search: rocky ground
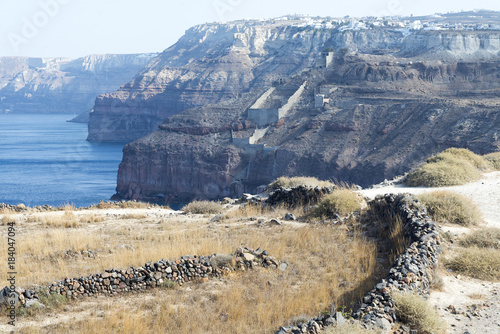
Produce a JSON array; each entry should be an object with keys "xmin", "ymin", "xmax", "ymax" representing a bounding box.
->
[{"xmin": 360, "ymin": 171, "xmax": 500, "ymax": 334}]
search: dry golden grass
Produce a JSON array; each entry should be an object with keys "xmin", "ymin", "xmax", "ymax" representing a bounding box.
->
[
  {"xmin": 25, "ymin": 211, "xmax": 81, "ymax": 228},
  {"xmin": 2, "ymin": 204, "xmax": 382, "ymax": 334},
  {"xmin": 15, "ymin": 225, "xmax": 377, "ymax": 334},
  {"xmin": 460, "ymin": 227, "xmax": 500, "ymax": 249},
  {"xmin": 485, "ymin": 152, "xmax": 500, "ymax": 170},
  {"xmin": 446, "ymin": 247, "xmax": 500, "ymax": 281},
  {"xmin": 406, "ymin": 148, "xmax": 488, "ymax": 187},
  {"xmin": 225, "ymin": 202, "xmax": 306, "ymax": 221},
  {"xmin": 310, "ymin": 189, "xmax": 363, "ymax": 218},
  {"xmin": 91, "ymin": 200, "xmax": 158, "ymax": 210},
  {"xmin": 181, "ymin": 201, "xmax": 224, "ymax": 214},
  {"xmin": 268, "ymin": 176, "xmax": 334, "ymax": 190},
  {"xmin": 435, "ymin": 148, "xmax": 490, "ymax": 170},
  {"xmin": 418, "ymin": 191, "xmax": 483, "ymax": 226},
  {"xmin": 393, "ymin": 292, "xmax": 447, "ymax": 334},
  {"xmin": 119, "ymin": 213, "xmax": 148, "ymax": 220}
]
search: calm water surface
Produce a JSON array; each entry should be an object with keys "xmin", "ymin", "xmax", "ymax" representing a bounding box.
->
[{"xmin": 0, "ymin": 114, "xmax": 124, "ymax": 207}]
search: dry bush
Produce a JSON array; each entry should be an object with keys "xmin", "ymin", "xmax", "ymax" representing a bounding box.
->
[
  {"xmin": 27, "ymin": 212, "xmax": 81, "ymax": 228},
  {"xmin": 118, "ymin": 201, "xmax": 150, "ymax": 209},
  {"xmin": 182, "ymin": 201, "xmax": 224, "ymax": 214},
  {"xmin": 310, "ymin": 189, "xmax": 362, "ymax": 218},
  {"xmin": 1, "ymin": 215, "xmax": 16, "ymax": 225},
  {"xmin": 446, "ymin": 247, "xmax": 500, "ymax": 281},
  {"xmin": 78, "ymin": 214, "xmax": 105, "ymax": 224},
  {"xmin": 226, "ymin": 203, "xmax": 305, "ymax": 221},
  {"xmin": 406, "ymin": 148, "xmax": 487, "ymax": 187},
  {"xmin": 268, "ymin": 176, "xmax": 334, "ymax": 190},
  {"xmin": 418, "ymin": 191, "xmax": 483, "ymax": 226},
  {"xmin": 120, "ymin": 213, "xmax": 148, "ymax": 220},
  {"xmin": 460, "ymin": 227, "xmax": 500, "ymax": 249},
  {"xmin": 430, "ymin": 272, "xmax": 445, "ymax": 291},
  {"xmin": 94, "ymin": 201, "xmax": 117, "ymax": 209},
  {"xmin": 434, "ymin": 148, "xmax": 490, "ymax": 170},
  {"xmin": 393, "ymin": 292, "xmax": 447, "ymax": 334},
  {"xmin": 62, "ymin": 204, "xmax": 76, "ymax": 211},
  {"xmin": 485, "ymin": 152, "xmax": 500, "ymax": 170}
]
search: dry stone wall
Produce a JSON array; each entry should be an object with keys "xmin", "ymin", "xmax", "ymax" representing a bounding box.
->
[
  {"xmin": 275, "ymin": 193, "xmax": 442, "ymax": 334},
  {"xmin": 5, "ymin": 247, "xmax": 278, "ymax": 309}
]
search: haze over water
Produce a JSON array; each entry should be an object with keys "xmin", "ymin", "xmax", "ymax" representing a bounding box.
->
[{"xmin": 0, "ymin": 114, "xmax": 124, "ymax": 207}]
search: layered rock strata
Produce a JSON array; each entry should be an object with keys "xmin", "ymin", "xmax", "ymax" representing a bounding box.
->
[{"xmin": 115, "ymin": 55, "xmax": 500, "ymax": 202}]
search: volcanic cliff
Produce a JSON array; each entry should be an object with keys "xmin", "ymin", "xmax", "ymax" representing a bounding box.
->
[
  {"xmin": 107, "ymin": 13, "xmax": 500, "ymax": 202},
  {"xmin": 88, "ymin": 20, "xmax": 405, "ymax": 142}
]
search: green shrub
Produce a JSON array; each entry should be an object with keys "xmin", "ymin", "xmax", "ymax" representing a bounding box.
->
[
  {"xmin": 485, "ymin": 152, "xmax": 500, "ymax": 170},
  {"xmin": 161, "ymin": 280, "xmax": 176, "ymax": 289},
  {"xmin": 446, "ymin": 247, "xmax": 500, "ymax": 281},
  {"xmin": 460, "ymin": 227, "xmax": 500, "ymax": 249},
  {"xmin": 311, "ymin": 189, "xmax": 362, "ymax": 218},
  {"xmin": 418, "ymin": 191, "xmax": 483, "ymax": 226},
  {"xmin": 181, "ymin": 200, "xmax": 224, "ymax": 214},
  {"xmin": 18, "ymin": 288, "xmax": 69, "ymax": 317},
  {"xmin": 393, "ymin": 292, "xmax": 447, "ymax": 334},
  {"xmin": 406, "ymin": 148, "xmax": 488, "ymax": 187},
  {"xmin": 37, "ymin": 289, "xmax": 69, "ymax": 310},
  {"xmin": 268, "ymin": 176, "xmax": 334, "ymax": 190}
]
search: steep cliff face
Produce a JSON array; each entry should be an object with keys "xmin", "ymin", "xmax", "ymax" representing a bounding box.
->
[
  {"xmin": 402, "ymin": 31, "xmax": 500, "ymax": 58},
  {"xmin": 88, "ymin": 21, "xmax": 406, "ymax": 142},
  {"xmin": 0, "ymin": 54, "xmax": 156, "ymax": 115},
  {"xmin": 115, "ymin": 56, "xmax": 500, "ymax": 202},
  {"xmin": 89, "ymin": 17, "xmax": 500, "ymax": 143}
]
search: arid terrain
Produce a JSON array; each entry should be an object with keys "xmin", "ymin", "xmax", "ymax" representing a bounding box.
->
[{"xmin": 361, "ymin": 171, "xmax": 500, "ymax": 334}]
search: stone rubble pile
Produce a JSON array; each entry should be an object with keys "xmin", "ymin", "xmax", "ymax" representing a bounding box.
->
[
  {"xmin": 275, "ymin": 193, "xmax": 441, "ymax": 334},
  {"xmin": 8, "ymin": 247, "xmax": 278, "ymax": 308},
  {"xmin": 266, "ymin": 186, "xmax": 336, "ymax": 207}
]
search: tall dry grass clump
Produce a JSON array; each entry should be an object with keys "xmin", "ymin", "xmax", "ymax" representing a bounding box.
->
[
  {"xmin": 268, "ymin": 176, "xmax": 334, "ymax": 190},
  {"xmin": 181, "ymin": 201, "xmax": 224, "ymax": 214},
  {"xmin": 26, "ymin": 211, "xmax": 81, "ymax": 228},
  {"xmin": 460, "ymin": 227, "xmax": 500, "ymax": 249},
  {"xmin": 446, "ymin": 247, "xmax": 500, "ymax": 281},
  {"xmin": 485, "ymin": 152, "xmax": 500, "ymax": 170},
  {"xmin": 310, "ymin": 188, "xmax": 363, "ymax": 218},
  {"xmin": 418, "ymin": 191, "xmax": 483, "ymax": 226},
  {"xmin": 406, "ymin": 148, "xmax": 488, "ymax": 187},
  {"xmin": 393, "ymin": 292, "xmax": 447, "ymax": 334}
]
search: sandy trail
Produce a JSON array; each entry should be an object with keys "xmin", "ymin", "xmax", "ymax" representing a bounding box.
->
[{"xmin": 360, "ymin": 171, "xmax": 500, "ymax": 229}]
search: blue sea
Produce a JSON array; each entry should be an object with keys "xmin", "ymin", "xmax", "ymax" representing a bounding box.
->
[{"xmin": 0, "ymin": 114, "xmax": 125, "ymax": 207}]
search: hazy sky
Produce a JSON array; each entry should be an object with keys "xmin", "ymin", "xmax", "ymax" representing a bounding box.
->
[{"xmin": 1, "ymin": 0, "xmax": 500, "ymax": 58}]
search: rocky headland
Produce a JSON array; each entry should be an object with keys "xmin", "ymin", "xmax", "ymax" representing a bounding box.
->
[{"xmin": 0, "ymin": 53, "xmax": 157, "ymax": 117}]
